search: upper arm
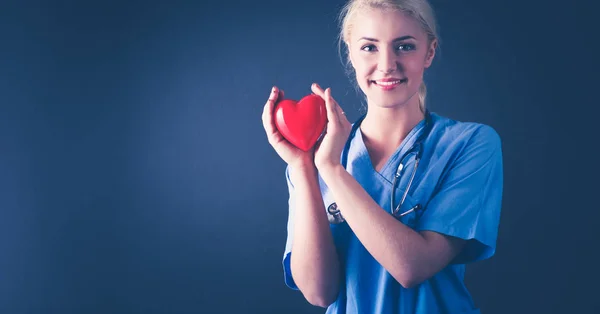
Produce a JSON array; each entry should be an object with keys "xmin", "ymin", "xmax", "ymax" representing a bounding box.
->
[
  {"xmin": 418, "ymin": 230, "xmax": 467, "ymax": 276},
  {"xmin": 282, "ymin": 166, "xmax": 299, "ymax": 290},
  {"xmin": 415, "ymin": 124, "xmax": 504, "ymax": 265}
]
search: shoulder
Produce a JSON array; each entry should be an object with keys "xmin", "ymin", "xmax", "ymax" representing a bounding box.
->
[
  {"xmin": 430, "ymin": 112, "xmax": 502, "ymax": 156},
  {"xmin": 426, "ymin": 113, "xmax": 503, "ymax": 174}
]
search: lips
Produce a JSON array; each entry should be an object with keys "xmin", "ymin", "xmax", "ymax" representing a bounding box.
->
[{"xmin": 371, "ymin": 78, "xmax": 408, "ymax": 85}]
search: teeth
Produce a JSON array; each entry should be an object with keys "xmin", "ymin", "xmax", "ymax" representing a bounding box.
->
[{"xmin": 376, "ymin": 80, "xmax": 402, "ymax": 86}]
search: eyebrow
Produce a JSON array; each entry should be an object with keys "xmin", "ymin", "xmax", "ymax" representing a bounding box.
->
[{"xmin": 358, "ymin": 35, "xmax": 416, "ymax": 42}]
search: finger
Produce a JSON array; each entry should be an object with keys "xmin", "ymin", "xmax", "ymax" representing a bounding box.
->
[
  {"xmin": 312, "ymin": 83, "xmax": 338, "ymax": 122},
  {"xmin": 314, "ymin": 125, "xmax": 326, "ymax": 151},
  {"xmin": 326, "ymin": 88, "xmax": 345, "ymax": 119},
  {"xmin": 324, "ymin": 88, "xmax": 339, "ymax": 125},
  {"xmin": 333, "ymin": 99, "xmax": 347, "ymax": 122},
  {"xmin": 261, "ymin": 86, "xmax": 277, "ymax": 129},
  {"xmin": 313, "ymin": 83, "xmax": 344, "ymax": 119},
  {"xmin": 327, "ymin": 93, "xmax": 350, "ymax": 129},
  {"xmin": 311, "ymin": 83, "xmax": 325, "ymax": 98},
  {"xmin": 262, "ymin": 86, "xmax": 281, "ymax": 136}
]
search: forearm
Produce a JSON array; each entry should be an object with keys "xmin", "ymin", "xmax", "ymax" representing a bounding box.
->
[
  {"xmin": 319, "ymin": 165, "xmax": 432, "ymax": 288},
  {"xmin": 289, "ymin": 164, "xmax": 340, "ymax": 307}
]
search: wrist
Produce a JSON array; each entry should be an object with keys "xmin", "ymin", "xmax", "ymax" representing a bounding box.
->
[
  {"xmin": 289, "ymin": 158, "xmax": 315, "ymax": 172},
  {"xmin": 289, "ymin": 161, "xmax": 317, "ymax": 181},
  {"xmin": 318, "ymin": 163, "xmax": 345, "ymax": 183}
]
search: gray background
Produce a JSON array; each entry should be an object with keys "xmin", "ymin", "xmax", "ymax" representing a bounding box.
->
[{"xmin": 1, "ymin": 0, "xmax": 598, "ymax": 313}]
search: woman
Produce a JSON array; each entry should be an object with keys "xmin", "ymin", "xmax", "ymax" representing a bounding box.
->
[{"xmin": 261, "ymin": 0, "xmax": 503, "ymax": 313}]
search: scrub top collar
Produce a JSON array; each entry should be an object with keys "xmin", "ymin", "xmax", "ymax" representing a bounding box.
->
[{"xmin": 346, "ymin": 112, "xmax": 430, "ymax": 184}]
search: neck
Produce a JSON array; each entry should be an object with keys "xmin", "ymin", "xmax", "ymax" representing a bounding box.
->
[{"xmin": 360, "ymin": 101, "xmax": 425, "ymax": 151}]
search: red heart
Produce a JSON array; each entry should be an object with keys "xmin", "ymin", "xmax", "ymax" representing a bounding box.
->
[{"xmin": 274, "ymin": 94, "xmax": 327, "ymax": 151}]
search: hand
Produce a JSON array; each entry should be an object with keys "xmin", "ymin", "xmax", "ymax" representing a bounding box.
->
[
  {"xmin": 311, "ymin": 83, "xmax": 352, "ymax": 173},
  {"xmin": 262, "ymin": 86, "xmax": 315, "ymax": 168}
]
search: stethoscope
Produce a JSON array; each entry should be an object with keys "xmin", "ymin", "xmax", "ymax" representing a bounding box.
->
[{"xmin": 327, "ymin": 109, "xmax": 434, "ymax": 225}]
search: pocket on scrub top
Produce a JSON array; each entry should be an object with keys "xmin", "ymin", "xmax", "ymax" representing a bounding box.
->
[{"xmin": 392, "ymin": 192, "xmax": 423, "ymax": 228}]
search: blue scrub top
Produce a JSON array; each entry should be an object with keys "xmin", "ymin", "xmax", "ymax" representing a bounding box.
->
[{"xmin": 282, "ymin": 112, "xmax": 503, "ymax": 314}]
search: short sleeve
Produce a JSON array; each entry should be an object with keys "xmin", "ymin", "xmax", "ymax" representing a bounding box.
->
[
  {"xmin": 282, "ymin": 165, "xmax": 299, "ymax": 290},
  {"xmin": 415, "ymin": 125, "xmax": 503, "ymax": 264}
]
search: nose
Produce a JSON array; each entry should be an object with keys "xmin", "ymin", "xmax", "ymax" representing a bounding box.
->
[{"xmin": 377, "ymin": 48, "xmax": 399, "ymax": 74}]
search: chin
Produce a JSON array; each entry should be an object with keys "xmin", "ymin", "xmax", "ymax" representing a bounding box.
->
[
  {"xmin": 367, "ymin": 97, "xmax": 404, "ymax": 109},
  {"xmin": 374, "ymin": 89, "xmax": 421, "ymax": 109},
  {"xmin": 369, "ymin": 92, "xmax": 409, "ymax": 108}
]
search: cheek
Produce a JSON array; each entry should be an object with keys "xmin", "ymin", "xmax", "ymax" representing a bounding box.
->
[
  {"xmin": 353, "ymin": 65, "xmax": 374, "ymax": 89},
  {"xmin": 402, "ymin": 58, "xmax": 426, "ymax": 76},
  {"xmin": 354, "ymin": 59, "xmax": 373, "ymax": 77}
]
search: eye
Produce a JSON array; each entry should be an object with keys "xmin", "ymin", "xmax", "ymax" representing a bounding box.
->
[
  {"xmin": 360, "ymin": 43, "xmax": 416, "ymax": 53},
  {"xmin": 361, "ymin": 44, "xmax": 377, "ymax": 52},
  {"xmin": 397, "ymin": 43, "xmax": 416, "ymax": 52}
]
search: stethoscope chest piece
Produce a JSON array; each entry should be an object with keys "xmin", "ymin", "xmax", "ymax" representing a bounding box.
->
[{"xmin": 327, "ymin": 202, "xmax": 345, "ymax": 224}]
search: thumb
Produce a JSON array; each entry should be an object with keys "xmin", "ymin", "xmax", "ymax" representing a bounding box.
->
[{"xmin": 314, "ymin": 126, "xmax": 327, "ymax": 151}]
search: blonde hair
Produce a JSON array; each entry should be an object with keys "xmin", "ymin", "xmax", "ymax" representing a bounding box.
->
[{"xmin": 336, "ymin": 0, "xmax": 439, "ymax": 113}]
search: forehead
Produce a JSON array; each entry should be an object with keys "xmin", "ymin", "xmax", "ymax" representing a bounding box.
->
[{"xmin": 350, "ymin": 8, "xmax": 424, "ymax": 42}]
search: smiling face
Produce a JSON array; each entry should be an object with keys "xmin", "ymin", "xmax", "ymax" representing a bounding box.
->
[{"xmin": 347, "ymin": 7, "xmax": 436, "ymax": 110}]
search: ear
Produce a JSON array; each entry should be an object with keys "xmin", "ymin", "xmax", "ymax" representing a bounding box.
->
[{"xmin": 424, "ymin": 38, "xmax": 437, "ymax": 68}]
